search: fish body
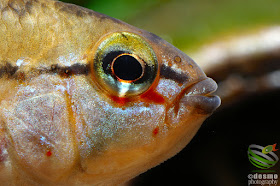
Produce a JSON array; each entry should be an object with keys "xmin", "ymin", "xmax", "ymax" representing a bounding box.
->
[
  {"xmin": 0, "ymin": 0, "xmax": 220, "ymax": 185},
  {"xmin": 262, "ymin": 144, "xmax": 278, "ymax": 154}
]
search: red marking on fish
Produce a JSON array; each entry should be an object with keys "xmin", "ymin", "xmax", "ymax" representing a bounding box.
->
[
  {"xmin": 46, "ymin": 150, "xmax": 52, "ymax": 157},
  {"xmin": 110, "ymin": 96, "xmax": 131, "ymax": 106},
  {"xmin": 153, "ymin": 127, "xmax": 159, "ymax": 136},
  {"xmin": 140, "ymin": 89, "xmax": 165, "ymax": 104}
]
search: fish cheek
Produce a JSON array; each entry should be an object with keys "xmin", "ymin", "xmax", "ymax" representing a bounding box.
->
[
  {"xmin": 69, "ymin": 78, "xmax": 169, "ymax": 176},
  {"xmin": 74, "ymin": 105, "xmax": 168, "ymax": 184}
]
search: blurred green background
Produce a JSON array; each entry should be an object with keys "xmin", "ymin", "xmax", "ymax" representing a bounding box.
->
[{"xmin": 62, "ymin": 0, "xmax": 280, "ymax": 51}]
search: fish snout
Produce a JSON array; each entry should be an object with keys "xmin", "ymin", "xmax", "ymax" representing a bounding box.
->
[{"xmin": 179, "ymin": 78, "xmax": 221, "ymax": 115}]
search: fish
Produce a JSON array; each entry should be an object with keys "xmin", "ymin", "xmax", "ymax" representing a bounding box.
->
[
  {"xmin": 262, "ymin": 144, "xmax": 278, "ymax": 154},
  {"xmin": 0, "ymin": 0, "xmax": 220, "ymax": 185}
]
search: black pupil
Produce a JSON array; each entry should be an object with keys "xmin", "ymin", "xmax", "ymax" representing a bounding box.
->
[{"xmin": 112, "ymin": 55, "xmax": 143, "ymax": 81}]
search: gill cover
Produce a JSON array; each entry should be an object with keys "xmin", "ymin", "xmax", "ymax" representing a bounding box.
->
[{"xmin": 91, "ymin": 32, "xmax": 158, "ymax": 97}]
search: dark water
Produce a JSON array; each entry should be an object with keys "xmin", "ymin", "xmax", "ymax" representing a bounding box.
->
[{"xmin": 133, "ymin": 90, "xmax": 280, "ymax": 186}]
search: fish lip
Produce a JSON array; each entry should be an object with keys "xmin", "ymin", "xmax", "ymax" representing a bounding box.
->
[
  {"xmin": 183, "ymin": 77, "xmax": 218, "ymax": 97},
  {"xmin": 177, "ymin": 78, "xmax": 221, "ymax": 114}
]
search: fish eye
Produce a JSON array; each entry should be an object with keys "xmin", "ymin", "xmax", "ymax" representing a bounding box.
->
[{"xmin": 92, "ymin": 32, "xmax": 158, "ymax": 97}]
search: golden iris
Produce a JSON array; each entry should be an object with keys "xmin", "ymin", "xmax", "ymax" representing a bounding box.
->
[{"xmin": 92, "ymin": 32, "xmax": 158, "ymax": 97}]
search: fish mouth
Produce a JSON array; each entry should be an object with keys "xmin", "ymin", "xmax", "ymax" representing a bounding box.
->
[{"xmin": 176, "ymin": 78, "xmax": 221, "ymax": 114}]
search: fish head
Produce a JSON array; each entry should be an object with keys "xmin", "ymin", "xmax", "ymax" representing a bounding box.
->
[
  {"xmin": 74, "ymin": 29, "xmax": 221, "ymax": 183},
  {"xmin": 0, "ymin": 7, "xmax": 220, "ymax": 183}
]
